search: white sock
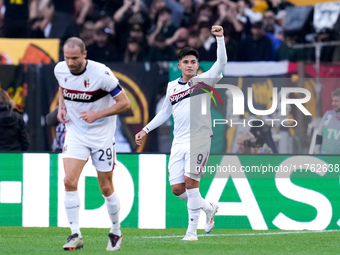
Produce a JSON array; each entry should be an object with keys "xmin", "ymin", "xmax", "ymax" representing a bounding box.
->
[
  {"xmin": 177, "ymin": 191, "xmax": 188, "ymax": 202},
  {"xmin": 201, "ymin": 196, "xmax": 212, "ymax": 213},
  {"xmin": 177, "ymin": 191, "xmax": 211, "ymax": 214},
  {"xmin": 186, "ymin": 188, "xmax": 201, "ymax": 236},
  {"xmin": 104, "ymin": 191, "xmax": 121, "ymax": 236},
  {"xmin": 64, "ymin": 190, "xmax": 81, "ymax": 237}
]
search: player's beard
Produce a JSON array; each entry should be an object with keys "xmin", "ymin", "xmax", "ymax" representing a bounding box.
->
[{"xmin": 69, "ymin": 61, "xmax": 86, "ymax": 75}]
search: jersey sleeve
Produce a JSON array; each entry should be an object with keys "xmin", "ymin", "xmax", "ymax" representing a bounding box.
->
[
  {"xmin": 101, "ymin": 66, "xmax": 120, "ymax": 92},
  {"xmin": 199, "ymin": 36, "xmax": 228, "ymax": 82},
  {"xmin": 143, "ymin": 83, "xmax": 172, "ymax": 133},
  {"xmin": 160, "ymin": 84, "xmax": 172, "ymax": 115},
  {"xmin": 54, "ymin": 62, "xmax": 63, "ymax": 85}
]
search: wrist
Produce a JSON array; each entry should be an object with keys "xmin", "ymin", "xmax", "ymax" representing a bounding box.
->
[{"xmin": 143, "ymin": 126, "xmax": 150, "ymax": 134}]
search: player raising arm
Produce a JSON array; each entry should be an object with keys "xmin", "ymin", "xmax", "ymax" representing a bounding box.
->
[{"xmin": 136, "ymin": 26, "xmax": 227, "ymax": 241}]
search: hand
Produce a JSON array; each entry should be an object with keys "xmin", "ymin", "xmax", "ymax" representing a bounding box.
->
[
  {"xmin": 124, "ymin": 0, "xmax": 134, "ymax": 7},
  {"xmin": 217, "ymin": 3, "xmax": 228, "ymax": 18},
  {"xmin": 57, "ymin": 108, "xmax": 69, "ymax": 124},
  {"xmin": 211, "ymin": 25, "xmax": 224, "ymax": 37},
  {"xmin": 135, "ymin": 130, "xmax": 147, "ymax": 146},
  {"xmin": 156, "ymin": 17, "xmax": 165, "ymax": 29},
  {"xmin": 79, "ymin": 110, "xmax": 99, "ymax": 123}
]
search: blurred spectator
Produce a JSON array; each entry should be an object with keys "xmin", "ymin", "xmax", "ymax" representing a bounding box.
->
[
  {"xmin": 238, "ymin": 21, "xmax": 273, "ymax": 61},
  {"xmin": 263, "ymin": 9, "xmax": 282, "ymax": 59},
  {"xmin": 28, "ymin": 0, "xmax": 79, "ymax": 59},
  {"xmin": 46, "ymin": 106, "xmax": 65, "ymax": 152},
  {"xmin": 236, "ymin": 0, "xmax": 263, "ymax": 37},
  {"xmin": 214, "ymin": 1, "xmax": 243, "ymax": 39},
  {"xmin": 165, "ymin": 27, "xmax": 189, "ymax": 54},
  {"xmin": 195, "ymin": 3, "xmax": 213, "ymax": 27},
  {"xmin": 73, "ymin": 0, "xmax": 93, "ymax": 25},
  {"xmin": 186, "ymin": 29, "xmax": 210, "ymax": 60},
  {"xmin": 179, "ymin": 0, "xmax": 196, "ymax": 28},
  {"xmin": 115, "ymin": 116, "xmax": 137, "ymax": 153},
  {"xmin": 92, "ymin": 0, "xmax": 123, "ymax": 18},
  {"xmin": 113, "ymin": 0, "xmax": 140, "ymax": 24},
  {"xmin": 147, "ymin": 34, "xmax": 177, "ymax": 61},
  {"xmin": 209, "ymin": 30, "xmax": 240, "ymax": 61},
  {"xmin": 265, "ymin": 0, "xmax": 293, "ymax": 15},
  {"xmin": 148, "ymin": 0, "xmax": 183, "ymax": 27},
  {"xmin": 147, "ymin": 6, "xmax": 176, "ymax": 46},
  {"xmin": 276, "ymin": 34, "xmax": 305, "ymax": 61},
  {"xmin": 333, "ymin": 43, "xmax": 340, "ymax": 63},
  {"xmin": 263, "ymin": 9, "xmax": 282, "ymax": 36},
  {"xmin": 0, "ymin": 89, "xmax": 29, "ymax": 152},
  {"xmin": 188, "ymin": 30, "xmax": 202, "ymax": 48},
  {"xmin": 275, "ymin": 9, "xmax": 285, "ymax": 41},
  {"xmin": 198, "ymin": 21, "xmax": 216, "ymax": 61},
  {"xmin": 114, "ymin": 0, "xmax": 150, "ymax": 52},
  {"xmin": 129, "ymin": 23, "xmax": 145, "ymax": 42},
  {"xmin": 123, "ymin": 36, "xmax": 148, "ymax": 62},
  {"xmin": 250, "ymin": 121, "xmax": 277, "ymax": 153},
  {"xmin": 237, "ymin": 0, "xmax": 262, "ymax": 24},
  {"xmin": 306, "ymin": 29, "xmax": 338, "ymax": 63},
  {"xmin": 1, "ymin": 0, "xmax": 38, "ymax": 38},
  {"xmin": 79, "ymin": 20, "xmax": 95, "ymax": 46},
  {"xmin": 149, "ymin": 0, "xmax": 166, "ymax": 23},
  {"xmin": 86, "ymin": 19, "xmax": 120, "ymax": 62},
  {"xmin": 236, "ymin": 132, "xmax": 261, "ymax": 154},
  {"xmin": 54, "ymin": 0, "xmax": 94, "ymax": 25},
  {"xmin": 314, "ymin": 88, "xmax": 340, "ymax": 154},
  {"xmin": 163, "ymin": 0, "xmax": 184, "ymax": 27}
]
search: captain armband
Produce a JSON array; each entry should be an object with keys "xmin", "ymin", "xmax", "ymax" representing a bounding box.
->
[{"xmin": 110, "ymin": 84, "xmax": 123, "ymax": 98}]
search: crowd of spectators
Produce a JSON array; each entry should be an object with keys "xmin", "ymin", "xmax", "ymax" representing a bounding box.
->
[{"xmin": 0, "ymin": 0, "xmax": 339, "ymax": 63}]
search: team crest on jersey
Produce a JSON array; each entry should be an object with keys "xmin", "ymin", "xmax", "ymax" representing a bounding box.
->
[{"xmin": 84, "ymin": 78, "xmax": 90, "ymax": 88}]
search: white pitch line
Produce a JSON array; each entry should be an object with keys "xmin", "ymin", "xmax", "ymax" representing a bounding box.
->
[{"xmin": 134, "ymin": 229, "xmax": 340, "ymax": 239}]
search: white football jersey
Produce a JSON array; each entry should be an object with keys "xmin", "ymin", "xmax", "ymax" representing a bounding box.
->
[
  {"xmin": 144, "ymin": 36, "xmax": 227, "ymax": 144},
  {"xmin": 161, "ymin": 70, "xmax": 223, "ymax": 143},
  {"xmin": 54, "ymin": 60, "xmax": 121, "ymax": 145}
]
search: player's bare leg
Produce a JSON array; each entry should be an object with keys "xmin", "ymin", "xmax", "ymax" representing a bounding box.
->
[
  {"xmin": 171, "ymin": 183, "xmax": 187, "ymax": 201},
  {"xmin": 97, "ymin": 170, "xmax": 123, "ymax": 251},
  {"xmin": 63, "ymin": 158, "xmax": 87, "ymax": 250}
]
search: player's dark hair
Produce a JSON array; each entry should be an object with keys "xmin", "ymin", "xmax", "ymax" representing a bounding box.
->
[
  {"xmin": 332, "ymin": 88, "xmax": 340, "ymax": 98},
  {"xmin": 177, "ymin": 47, "xmax": 199, "ymax": 61}
]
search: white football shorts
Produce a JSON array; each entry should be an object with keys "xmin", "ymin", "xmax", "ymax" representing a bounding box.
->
[
  {"xmin": 62, "ymin": 136, "xmax": 116, "ymax": 172},
  {"xmin": 168, "ymin": 137, "xmax": 211, "ymax": 185}
]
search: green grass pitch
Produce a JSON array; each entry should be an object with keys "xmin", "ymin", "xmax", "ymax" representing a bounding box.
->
[{"xmin": 1, "ymin": 227, "xmax": 340, "ymax": 254}]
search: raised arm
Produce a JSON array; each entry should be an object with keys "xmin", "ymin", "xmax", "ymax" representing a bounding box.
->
[{"xmin": 201, "ymin": 26, "xmax": 228, "ymax": 79}]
